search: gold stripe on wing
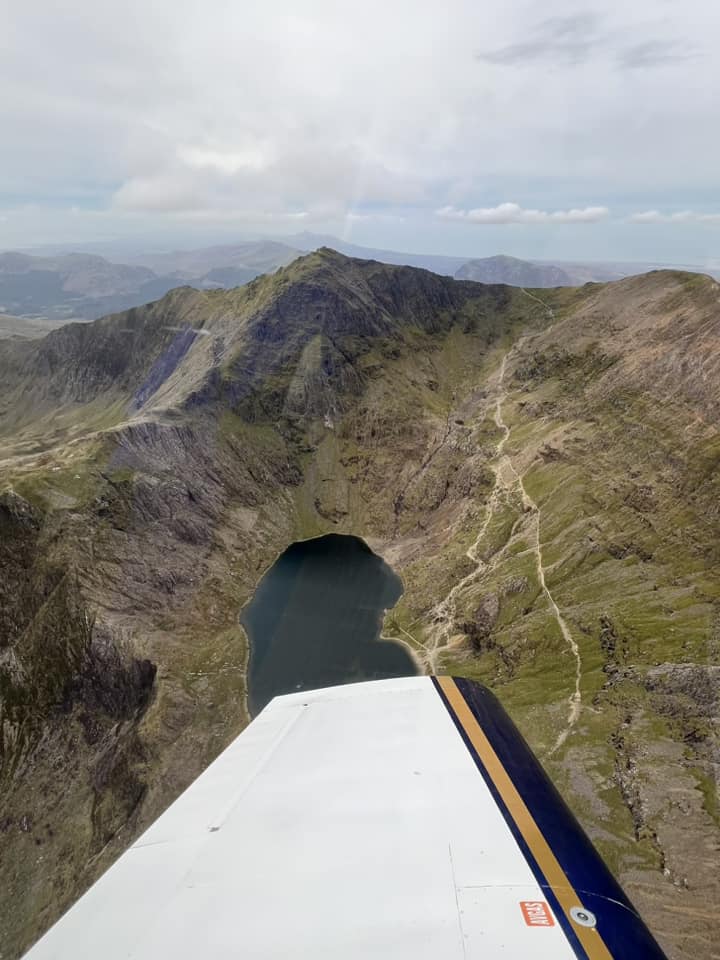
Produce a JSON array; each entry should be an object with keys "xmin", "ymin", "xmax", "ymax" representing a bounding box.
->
[{"xmin": 437, "ymin": 676, "xmax": 614, "ymax": 960}]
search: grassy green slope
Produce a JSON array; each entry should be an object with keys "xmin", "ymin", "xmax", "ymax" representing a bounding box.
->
[{"xmin": 388, "ymin": 275, "xmax": 720, "ymax": 959}]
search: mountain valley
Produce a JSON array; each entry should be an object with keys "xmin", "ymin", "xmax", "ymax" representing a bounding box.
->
[{"xmin": 0, "ymin": 250, "xmax": 718, "ymax": 959}]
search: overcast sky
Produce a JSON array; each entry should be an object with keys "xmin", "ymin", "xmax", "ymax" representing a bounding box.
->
[{"xmin": 1, "ymin": 0, "xmax": 719, "ymax": 262}]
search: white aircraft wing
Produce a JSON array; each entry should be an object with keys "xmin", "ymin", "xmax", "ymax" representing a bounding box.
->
[{"xmin": 23, "ymin": 676, "xmax": 667, "ymax": 959}]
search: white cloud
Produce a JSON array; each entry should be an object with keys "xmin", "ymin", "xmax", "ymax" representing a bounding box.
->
[
  {"xmin": 177, "ymin": 144, "xmax": 271, "ymax": 175},
  {"xmin": 113, "ymin": 172, "xmax": 208, "ymax": 213},
  {"xmin": 110, "ymin": 136, "xmax": 424, "ymax": 219},
  {"xmin": 436, "ymin": 203, "xmax": 609, "ymax": 224},
  {"xmin": 345, "ymin": 212, "xmax": 406, "ymax": 223},
  {"xmin": 630, "ymin": 209, "xmax": 720, "ymax": 223}
]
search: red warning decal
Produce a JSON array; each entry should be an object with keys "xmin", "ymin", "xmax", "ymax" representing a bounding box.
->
[{"xmin": 520, "ymin": 901, "xmax": 555, "ymax": 927}]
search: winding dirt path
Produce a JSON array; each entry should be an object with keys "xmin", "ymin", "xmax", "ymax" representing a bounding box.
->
[
  {"xmin": 424, "ymin": 291, "xmax": 583, "ymax": 751},
  {"xmin": 507, "ymin": 459, "xmax": 582, "ymax": 755},
  {"xmin": 423, "ymin": 353, "xmax": 510, "ymax": 672}
]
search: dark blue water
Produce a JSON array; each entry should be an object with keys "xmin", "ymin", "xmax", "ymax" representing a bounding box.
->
[{"xmin": 241, "ymin": 534, "xmax": 417, "ymax": 715}]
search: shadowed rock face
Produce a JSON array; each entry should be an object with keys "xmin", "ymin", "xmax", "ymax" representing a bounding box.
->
[
  {"xmin": 132, "ymin": 327, "xmax": 199, "ymax": 410},
  {"xmin": 0, "ymin": 487, "xmax": 156, "ymax": 776},
  {"xmin": 0, "ymin": 250, "xmax": 718, "ymax": 959}
]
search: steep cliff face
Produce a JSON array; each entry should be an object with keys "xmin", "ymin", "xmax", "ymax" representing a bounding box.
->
[
  {"xmin": 0, "ymin": 251, "xmax": 718, "ymax": 960},
  {"xmin": 0, "ymin": 487, "xmax": 157, "ymax": 949}
]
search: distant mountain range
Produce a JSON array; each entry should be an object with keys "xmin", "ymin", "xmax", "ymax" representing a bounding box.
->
[
  {"xmin": 0, "ymin": 244, "xmax": 301, "ymax": 323},
  {"xmin": 0, "ymin": 251, "xmax": 175, "ymax": 322},
  {"xmin": 283, "ymin": 233, "xmax": 720, "ymax": 286},
  {"xmin": 455, "ymin": 254, "xmax": 618, "ymax": 287},
  {"xmin": 2, "ymin": 236, "xmax": 718, "ymax": 331},
  {"xmin": 128, "ymin": 239, "xmax": 299, "ymax": 283}
]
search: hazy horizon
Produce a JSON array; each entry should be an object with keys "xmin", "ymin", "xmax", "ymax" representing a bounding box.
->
[
  {"xmin": 2, "ymin": 1, "xmax": 720, "ymax": 264},
  {"xmin": 4, "ymin": 230, "xmax": 718, "ymax": 273}
]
